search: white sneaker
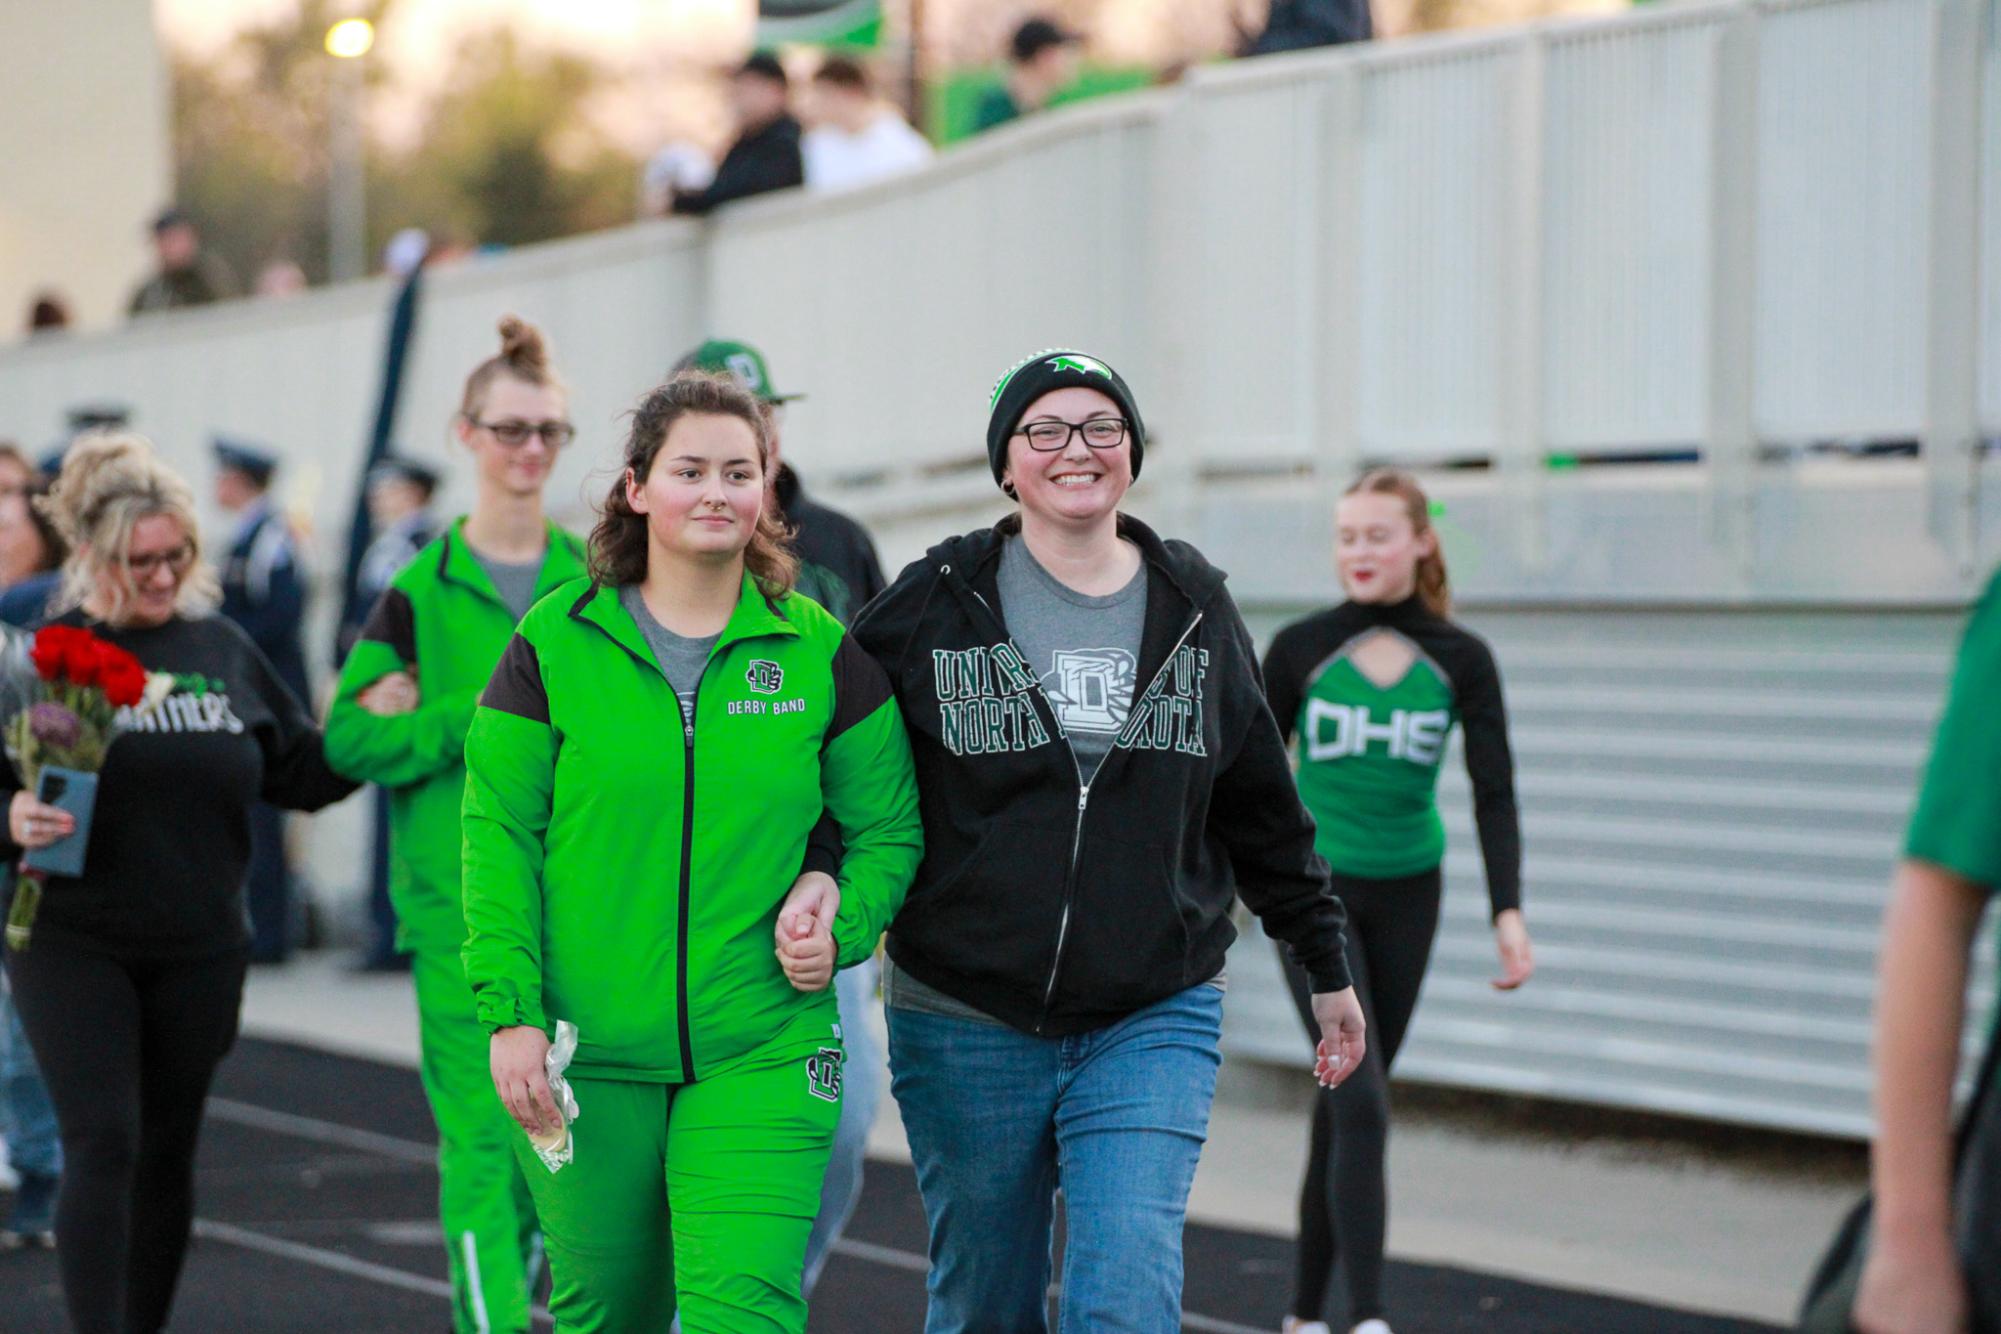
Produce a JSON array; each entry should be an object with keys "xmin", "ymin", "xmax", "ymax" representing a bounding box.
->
[
  {"xmin": 1280, "ymin": 1320, "xmax": 1332, "ymax": 1334},
  {"xmin": 1351, "ymin": 1321, "xmax": 1395, "ymax": 1334},
  {"xmin": 0, "ymin": 1136, "xmax": 17, "ymax": 1193}
]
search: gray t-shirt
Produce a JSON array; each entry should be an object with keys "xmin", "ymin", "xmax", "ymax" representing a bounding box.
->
[
  {"xmin": 619, "ymin": 586, "xmax": 718, "ymax": 723},
  {"xmin": 475, "ymin": 551, "xmax": 544, "ymax": 622},
  {"xmin": 997, "ymin": 536, "xmax": 1147, "ymax": 780}
]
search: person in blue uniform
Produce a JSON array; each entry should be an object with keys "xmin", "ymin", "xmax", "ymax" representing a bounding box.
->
[
  {"xmin": 338, "ymin": 454, "xmax": 444, "ymax": 972},
  {"xmin": 213, "ymin": 437, "xmax": 312, "ymax": 963}
]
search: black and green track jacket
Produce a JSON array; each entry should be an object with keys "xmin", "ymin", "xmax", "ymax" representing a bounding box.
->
[{"xmin": 461, "ymin": 574, "xmax": 922, "ymax": 1082}]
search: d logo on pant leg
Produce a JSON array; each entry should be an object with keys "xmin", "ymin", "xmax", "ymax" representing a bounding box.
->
[{"xmin": 806, "ymin": 1047, "xmax": 843, "ymax": 1103}]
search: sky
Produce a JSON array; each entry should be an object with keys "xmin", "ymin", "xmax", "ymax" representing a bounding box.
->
[{"xmin": 156, "ymin": 0, "xmax": 752, "ymax": 70}]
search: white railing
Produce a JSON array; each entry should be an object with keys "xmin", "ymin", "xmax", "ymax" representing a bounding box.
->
[{"xmin": 0, "ymin": 0, "xmax": 1994, "ymax": 1136}]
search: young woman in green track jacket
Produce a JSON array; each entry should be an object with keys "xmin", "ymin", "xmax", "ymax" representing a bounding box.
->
[
  {"xmin": 324, "ymin": 317, "xmax": 589, "ymax": 1334},
  {"xmin": 460, "ymin": 370, "xmax": 922, "ymax": 1334}
]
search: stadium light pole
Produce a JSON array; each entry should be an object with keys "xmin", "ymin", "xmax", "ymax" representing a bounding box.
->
[{"xmin": 325, "ymin": 18, "xmax": 374, "ymax": 284}]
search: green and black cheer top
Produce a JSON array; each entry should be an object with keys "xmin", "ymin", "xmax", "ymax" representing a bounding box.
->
[{"xmin": 1262, "ymin": 595, "xmax": 1521, "ymax": 918}]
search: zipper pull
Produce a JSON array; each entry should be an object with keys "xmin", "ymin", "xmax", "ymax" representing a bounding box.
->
[
  {"xmin": 1078, "ymin": 785, "xmax": 1090, "ymax": 811},
  {"xmin": 684, "ymin": 721, "xmax": 694, "ymax": 743}
]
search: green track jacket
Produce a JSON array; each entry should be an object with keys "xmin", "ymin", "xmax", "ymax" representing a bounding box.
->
[
  {"xmin": 460, "ymin": 574, "xmax": 922, "ymax": 1083},
  {"xmin": 325, "ymin": 520, "xmax": 589, "ymax": 954}
]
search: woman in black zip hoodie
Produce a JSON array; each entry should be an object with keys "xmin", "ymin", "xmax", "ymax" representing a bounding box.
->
[{"xmin": 838, "ymin": 350, "xmax": 1365, "ymax": 1334}]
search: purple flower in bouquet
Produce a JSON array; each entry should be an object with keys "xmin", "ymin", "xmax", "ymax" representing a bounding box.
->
[{"xmin": 27, "ymin": 701, "xmax": 81, "ymax": 751}]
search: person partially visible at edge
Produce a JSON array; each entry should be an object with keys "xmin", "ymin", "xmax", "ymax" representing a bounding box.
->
[
  {"xmin": 2, "ymin": 433, "xmax": 356, "ymax": 1334},
  {"xmin": 672, "ymin": 336, "xmax": 887, "ymax": 1298},
  {"xmin": 670, "ymin": 51, "xmax": 805, "ymax": 217},
  {"xmin": 1261, "ymin": 468, "xmax": 1532, "ymax": 1334},
  {"xmin": 127, "ymin": 207, "xmax": 237, "ymax": 317},
  {"xmin": 338, "ymin": 454, "xmax": 445, "ymax": 974},
  {"xmin": 1853, "ymin": 564, "xmax": 2001, "ymax": 1334},
  {"xmin": 971, "ymin": 17, "xmax": 1082, "ymax": 134},
  {"xmin": 212, "ymin": 437, "xmax": 312, "ymax": 965},
  {"xmin": 0, "ymin": 458, "xmax": 71, "ymax": 628},
  {"xmin": 802, "ymin": 55, "xmax": 934, "ymax": 195},
  {"xmin": 324, "ymin": 316, "xmax": 589, "ymax": 1334},
  {"xmin": 461, "ymin": 370, "xmax": 921, "ymax": 1331},
  {"xmin": 0, "ymin": 454, "xmax": 69, "ymax": 1251},
  {"xmin": 822, "ymin": 348, "xmax": 1365, "ymax": 1332}
]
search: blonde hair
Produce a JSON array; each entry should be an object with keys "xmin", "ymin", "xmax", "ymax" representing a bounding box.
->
[
  {"xmin": 42, "ymin": 432, "xmax": 220, "ymax": 623},
  {"xmin": 460, "ymin": 315, "xmax": 564, "ymax": 420},
  {"xmin": 1344, "ymin": 467, "xmax": 1450, "ymax": 617}
]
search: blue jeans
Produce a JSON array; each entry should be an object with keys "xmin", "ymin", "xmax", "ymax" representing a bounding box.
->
[
  {"xmin": 887, "ymin": 983, "xmax": 1223, "ymax": 1334},
  {"xmin": 802, "ymin": 956, "xmax": 883, "ymax": 1294},
  {"xmin": 0, "ymin": 982, "xmax": 61, "ymax": 1179}
]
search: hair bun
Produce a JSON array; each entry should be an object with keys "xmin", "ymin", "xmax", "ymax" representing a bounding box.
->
[
  {"xmin": 497, "ymin": 315, "xmax": 550, "ymax": 378},
  {"xmin": 42, "ymin": 431, "xmax": 157, "ymax": 544}
]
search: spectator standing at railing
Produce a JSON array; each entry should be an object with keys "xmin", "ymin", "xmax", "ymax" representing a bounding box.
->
[
  {"xmin": 803, "ymin": 55, "xmax": 934, "ymax": 195},
  {"xmin": 670, "ymin": 52, "xmax": 805, "ymax": 217},
  {"xmin": 971, "ymin": 17, "xmax": 1083, "ymax": 134},
  {"xmin": 1244, "ymin": 0, "xmax": 1374, "ymax": 55},
  {"xmin": 127, "ymin": 208, "xmax": 236, "ymax": 318},
  {"xmin": 25, "ymin": 293, "xmax": 71, "ymax": 338}
]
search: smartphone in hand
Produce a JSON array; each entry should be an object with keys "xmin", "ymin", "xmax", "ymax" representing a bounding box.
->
[{"xmin": 24, "ymin": 766, "xmax": 97, "ymax": 877}]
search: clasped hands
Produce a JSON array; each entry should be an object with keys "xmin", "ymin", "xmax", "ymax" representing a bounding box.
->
[{"xmin": 775, "ymin": 870, "xmax": 839, "ymax": 993}]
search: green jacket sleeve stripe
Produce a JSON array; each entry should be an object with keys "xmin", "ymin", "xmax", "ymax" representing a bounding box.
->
[
  {"xmin": 462, "ymin": 634, "xmax": 558, "ymax": 1033},
  {"xmin": 325, "ymin": 587, "xmax": 482, "ymax": 787},
  {"xmin": 819, "ymin": 684, "xmax": 923, "ymax": 969}
]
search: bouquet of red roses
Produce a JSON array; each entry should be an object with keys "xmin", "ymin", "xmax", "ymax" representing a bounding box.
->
[{"xmin": 2, "ymin": 625, "xmax": 168, "ymax": 950}]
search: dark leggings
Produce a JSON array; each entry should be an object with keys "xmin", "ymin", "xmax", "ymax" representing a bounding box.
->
[
  {"xmin": 5, "ymin": 937, "xmax": 247, "ymax": 1334},
  {"xmin": 1277, "ymin": 866, "xmax": 1442, "ymax": 1327}
]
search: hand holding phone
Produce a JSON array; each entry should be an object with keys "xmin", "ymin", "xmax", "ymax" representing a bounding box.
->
[{"xmin": 23, "ymin": 766, "xmax": 97, "ymax": 877}]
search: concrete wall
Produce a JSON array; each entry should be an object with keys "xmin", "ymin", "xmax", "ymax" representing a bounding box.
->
[{"xmin": 0, "ymin": 0, "xmax": 171, "ymax": 335}]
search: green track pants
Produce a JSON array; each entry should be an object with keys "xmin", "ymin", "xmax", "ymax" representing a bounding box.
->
[
  {"xmin": 516, "ymin": 1031, "xmax": 844, "ymax": 1333},
  {"xmin": 413, "ymin": 949, "xmax": 543, "ymax": 1334}
]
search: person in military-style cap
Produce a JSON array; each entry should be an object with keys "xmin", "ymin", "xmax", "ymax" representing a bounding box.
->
[
  {"xmin": 212, "ymin": 436, "xmax": 312, "ymax": 963},
  {"xmin": 38, "ymin": 404, "xmax": 134, "ymax": 478},
  {"xmin": 670, "ymin": 336, "xmax": 887, "ymax": 1298},
  {"xmin": 339, "ymin": 453, "xmax": 446, "ymax": 973}
]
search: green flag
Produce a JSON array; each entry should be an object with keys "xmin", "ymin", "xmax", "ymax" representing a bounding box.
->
[{"xmin": 756, "ymin": 0, "xmax": 883, "ymax": 49}]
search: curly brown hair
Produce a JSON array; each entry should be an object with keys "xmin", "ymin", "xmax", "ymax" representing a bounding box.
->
[{"xmin": 589, "ymin": 372, "xmax": 797, "ymax": 601}]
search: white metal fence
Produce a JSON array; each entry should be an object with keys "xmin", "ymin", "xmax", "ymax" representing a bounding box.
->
[{"xmin": 0, "ymin": 0, "xmax": 1995, "ymax": 1137}]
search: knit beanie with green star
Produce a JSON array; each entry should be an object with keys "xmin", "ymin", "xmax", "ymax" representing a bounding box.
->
[{"xmin": 986, "ymin": 348, "xmax": 1146, "ymax": 489}]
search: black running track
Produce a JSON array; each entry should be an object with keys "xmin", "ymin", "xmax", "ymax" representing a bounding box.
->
[{"xmin": 0, "ymin": 1038, "xmax": 1779, "ymax": 1333}]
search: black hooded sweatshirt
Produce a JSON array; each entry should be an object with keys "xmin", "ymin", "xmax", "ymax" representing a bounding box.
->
[{"xmin": 847, "ymin": 513, "xmax": 1351, "ymax": 1037}]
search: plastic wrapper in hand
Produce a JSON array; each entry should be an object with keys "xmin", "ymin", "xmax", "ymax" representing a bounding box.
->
[{"xmin": 526, "ymin": 1020, "xmax": 581, "ymax": 1173}]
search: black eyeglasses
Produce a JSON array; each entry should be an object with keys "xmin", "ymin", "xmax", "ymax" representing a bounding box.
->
[
  {"xmin": 471, "ymin": 418, "xmax": 576, "ymax": 448},
  {"xmin": 126, "ymin": 541, "xmax": 196, "ymax": 578},
  {"xmin": 1014, "ymin": 418, "xmax": 1129, "ymax": 452}
]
